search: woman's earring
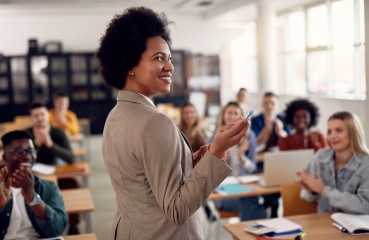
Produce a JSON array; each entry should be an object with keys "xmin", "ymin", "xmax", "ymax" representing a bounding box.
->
[{"xmin": 130, "ymin": 72, "xmax": 134, "ymax": 75}]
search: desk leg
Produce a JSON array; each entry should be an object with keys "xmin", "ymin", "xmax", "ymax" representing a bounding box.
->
[
  {"xmin": 82, "ymin": 177, "xmax": 89, "ymax": 188},
  {"xmin": 84, "ymin": 212, "xmax": 92, "ymax": 233}
]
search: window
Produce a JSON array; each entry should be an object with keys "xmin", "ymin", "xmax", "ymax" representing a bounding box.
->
[
  {"xmin": 277, "ymin": 0, "xmax": 365, "ymax": 100},
  {"xmin": 229, "ymin": 21, "xmax": 259, "ymax": 93}
]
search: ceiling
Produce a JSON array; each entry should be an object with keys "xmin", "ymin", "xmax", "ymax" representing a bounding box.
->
[{"xmin": 0, "ymin": 0, "xmax": 322, "ymax": 21}]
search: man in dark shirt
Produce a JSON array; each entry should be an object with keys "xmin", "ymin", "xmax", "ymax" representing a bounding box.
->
[
  {"xmin": 26, "ymin": 102, "xmax": 74, "ymax": 165},
  {"xmin": 26, "ymin": 102, "xmax": 79, "ymax": 235}
]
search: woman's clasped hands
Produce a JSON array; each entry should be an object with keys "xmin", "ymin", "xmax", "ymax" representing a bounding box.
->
[{"xmin": 296, "ymin": 169, "xmax": 326, "ymax": 194}]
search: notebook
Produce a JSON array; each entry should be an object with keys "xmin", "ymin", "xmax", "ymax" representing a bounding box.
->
[
  {"xmin": 32, "ymin": 163, "xmax": 56, "ymax": 175},
  {"xmin": 331, "ymin": 213, "xmax": 369, "ymax": 235},
  {"xmin": 245, "ymin": 218, "xmax": 303, "ymax": 237},
  {"xmin": 220, "ymin": 176, "xmax": 261, "ymax": 185},
  {"xmin": 215, "ymin": 183, "xmax": 253, "ymax": 196}
]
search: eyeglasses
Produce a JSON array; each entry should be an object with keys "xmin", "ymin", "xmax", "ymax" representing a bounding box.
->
[{"xmin": 5, "ymin": 148, "xmax": 37, "ymax": 157}]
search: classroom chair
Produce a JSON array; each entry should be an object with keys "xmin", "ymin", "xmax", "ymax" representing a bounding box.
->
[{"xmin": 281, "ymin": 184, "xmax": 317, "ymax": 217}]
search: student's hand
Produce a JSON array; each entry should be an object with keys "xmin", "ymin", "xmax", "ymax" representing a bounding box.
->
[
  {"xmin": 12, "ymin": 165, "xmax": 36, "ymax": 203},
  {"xmin": 210, "ymin": 116, "xmax": 250, "ymax": 159},
  {"xmin": 264, "ymin": 118, "xmax": 273, "ymax": 132},
  {"xmin": 237, "ymin": 139, "xmax": 250, "ymax": 157},
  {"xmin": 275, "ymin": 118, "xmax": 286, "ymax": 137},
  {"xmin": 37, "ymin": 127, "xmax": 53, "ymax": 148},
  {"xmin": 33, "ymin": 128, "xmax": 45, "ymax": 147},
  {"xmin": 0, "ymin": 167, "xmax": 12, "ymax": 210},
  {"xmin": 55, "ymin": 111, "xmax": 67, "ymax": 126},
  {"xmin": 296, "ymin": 169, "xmax": 326, "ymax": 194},
  {"xmin": 193, "ymin": 144, "xmax": 211, "ymax": 167}
]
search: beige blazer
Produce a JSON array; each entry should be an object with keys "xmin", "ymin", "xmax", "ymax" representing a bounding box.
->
[{"xmin": 102, "ymin": 90, "xmax": 231, "ymax": 240}]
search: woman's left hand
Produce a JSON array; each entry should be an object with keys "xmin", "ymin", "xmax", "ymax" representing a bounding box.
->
[
  {"xmin": 193, "ymin": 144, "xmax": 211, "ymax": 167},
  {"xmin": 296, "ymin": 169, "xmax": 326, "ymax": 194}
]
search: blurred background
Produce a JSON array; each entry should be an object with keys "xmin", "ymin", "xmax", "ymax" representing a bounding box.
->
[{"xmin": 0, "ymin": 0, "xmax": 368, "ymax": 238}]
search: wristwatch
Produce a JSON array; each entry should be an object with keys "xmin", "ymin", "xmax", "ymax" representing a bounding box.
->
[{"xmin": 27, "ymin": 194, "xmax": 41, "ymax": 206}]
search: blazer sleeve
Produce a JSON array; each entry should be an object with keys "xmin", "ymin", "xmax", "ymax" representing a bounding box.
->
[{"xmin": 136, "ymin": 113, "xmax": 232, "ymax": 226}]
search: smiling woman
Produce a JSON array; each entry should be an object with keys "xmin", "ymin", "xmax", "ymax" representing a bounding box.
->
[{"xmin": 96, "ymin": 6, "xmax": 251, "ymax": 240}]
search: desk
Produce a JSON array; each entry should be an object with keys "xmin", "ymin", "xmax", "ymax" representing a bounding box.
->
[
  {"xmin": 208, "ymin": 175, "xmax": 280, "ymax": 201},
  {"xmin": 37, "ymin": 162, "xmax": 91, "ymax": 188},
  {"xmin": 61, "ymin": 188, "xmax": 94, "ymax": 233},
  {"xmin": 73, "ymin": 146, "xmax": 87, "ymax": 158},
  {"xmin": 223, "ymin": 213, "xmax": 369, "ymax": 240},
  {"xmin": 68, "ymin": 134, "xmax": 84, "ymax": 143},
  {"xmin": 38, "ymin": 174, "xmax": 58, "ymax": 185},
  {"xmin": 63, "ymin": 234, "xmax": 97, "ymax": 240}
]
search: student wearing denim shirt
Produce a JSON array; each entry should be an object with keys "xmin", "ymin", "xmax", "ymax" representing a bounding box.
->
[
  {"xmin": 207, "ymin": 102, "xmax": 266, "ymax": 221},
  {"xmin": 297, "ymin": 111, "xmax": 369, "ymax": 214}
]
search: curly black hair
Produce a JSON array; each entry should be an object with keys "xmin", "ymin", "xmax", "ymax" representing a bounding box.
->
[
  {"xmin": 95, "ymin": 7, "xmax": 173, "ymax": 89},
  {"xmin": 284, "ymin": 98, "xmax": 320, "ymax": 129}
]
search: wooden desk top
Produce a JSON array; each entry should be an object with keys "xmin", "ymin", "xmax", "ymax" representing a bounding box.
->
[
  {"xmin": 61, "ymin": 188, "xmax": 95, "ymax": 214},
  {"xmin": 37, "ymin": 162, "xmax": 91, "ymax": 179},
  {"xmin": 208, "ymin": 175, "xmax": 280, "ymax": 200},
  {"xmin": 63, "ymin": 233, "xmax": 97, "ymax": 240},
  {"xmin": 223, "ymin": 213, "xmax": 369, "ymax": 240},
  {"xmin": 37, "ymin": 174, "xmax": 58, "ymax": 185}
]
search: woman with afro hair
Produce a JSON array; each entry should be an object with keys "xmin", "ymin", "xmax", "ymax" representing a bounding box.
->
[
  {"xmin": 96, "ymin": 7, "xmax": 250, "ymax": 239},
  {"xmin": 278, "ymin": 98, "xmax": 327, "ymax": 152}
]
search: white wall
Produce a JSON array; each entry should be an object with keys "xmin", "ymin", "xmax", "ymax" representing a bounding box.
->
[{"xmin": 0, "ymin": 4, "xmax": 244, "ymax": 55}]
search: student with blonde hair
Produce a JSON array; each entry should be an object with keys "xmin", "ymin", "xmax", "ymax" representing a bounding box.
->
[
  {"xmin": 297, "ymin": 111, "xmax": 369, "ymax": 214},
  {"xmin": 207, "ymin": 102, "xmax": 266, "ymax": 221}
]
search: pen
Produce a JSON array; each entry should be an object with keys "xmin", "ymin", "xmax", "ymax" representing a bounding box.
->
[
  {"xmin": 245, "ymin": 110, "xmax": 254, "ymax": 119},
  {"xmin": 332, "ymin": 223, "xmax": 348, "ymax": 233},
  {"xmin": 294, "ymin": 232, "xmax": 306, "ymax": 240}
]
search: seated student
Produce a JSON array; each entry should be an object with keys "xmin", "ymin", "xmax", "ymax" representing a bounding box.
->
[
  {"xmin": 26, "ymin": 102, "xmax": 79, "ymax": 235},
  {"xmin": 207, "ymin": 102, "xmax": 266, "ymax": 221},
  {"xmin": 251, "ymin": 92, "xmax": 291, "ymax": 218},
  {"xmin": 297, "ymin": 111, "xmax": 369, "ymax": 214},
  {"xmin": 49, "ymin": 91, "xmax": 80, "ymax": 135},
  {"xmin": 27, "ymin": 102, "xmax": 75, "ymax": 165},
  {"xmin": 179, "ymin": 102, "xmax": 206, "ymax": 152},
  {"xmin": 251, "ymin": 92, "xmax": 291, "ymax": 151},
  {"xmin": 0, "ymin": 130, "xmax": 67, "ymax": 239},
  {"xmin": 278, "ymin": 99, "xmax": 327, "ymax": 152},
  {"xmin": 236, "ymin": 88, "xmax": 251, "ymax": 115}
]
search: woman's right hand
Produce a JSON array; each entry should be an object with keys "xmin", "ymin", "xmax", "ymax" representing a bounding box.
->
[
  {"xmin": 0, "ymin": 167, "xmax": 12, "ymax": 211},
  {"xmin": 210, "ymin": 116, "xmax": 250, "ymax": 159}
]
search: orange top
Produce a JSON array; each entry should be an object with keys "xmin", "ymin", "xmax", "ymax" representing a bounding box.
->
[
  {"xmin": 49, "ymin": 109, "xmax": 80, "ymax": 135},
  {"xmin": 278, "ymin": 131, "xmax": 328, "ymax": 152}
]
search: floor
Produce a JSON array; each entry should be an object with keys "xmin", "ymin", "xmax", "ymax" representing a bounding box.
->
[{"xmin": 82, "ymin": 135, "xmax": 273, "ymax": 239}]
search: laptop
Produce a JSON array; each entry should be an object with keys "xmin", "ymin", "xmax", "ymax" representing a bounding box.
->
[{"xmin": 259, "ymin": 149, "xmax": 314, "ymax": 187}]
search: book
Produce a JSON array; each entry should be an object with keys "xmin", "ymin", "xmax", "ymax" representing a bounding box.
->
[
  {"xmin": 215, "ymin": 183, "xmax": 253, "ymax": 195},
  {"xmin": 220, "ymin": 175, "xmax": 261, "ymax": 185},
  {"xmin": 32, "ymin": 163, "xmax": 56, "ymax": 175},
  {"xmin": 245, "ymin": 218, "xmax": 303, "ymax": 238},
  {"xmin": 331, "ymin": 212, "xmax": 369, "ymax": 235}
]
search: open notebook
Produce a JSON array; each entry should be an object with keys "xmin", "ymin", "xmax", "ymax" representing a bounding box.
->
[{"xmin": 331, "ymin": 213, "xmax": 369, "ymax": 235}]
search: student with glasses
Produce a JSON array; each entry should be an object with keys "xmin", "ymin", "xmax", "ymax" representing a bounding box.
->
[{"xmin": 0, "ymin": 130, "xmax": 67, "ymax": 239}]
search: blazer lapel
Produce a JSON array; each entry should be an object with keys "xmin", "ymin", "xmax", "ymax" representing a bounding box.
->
[{"xmin": 179, "ymin": 130, "xmax": 193, "ymax": 154}]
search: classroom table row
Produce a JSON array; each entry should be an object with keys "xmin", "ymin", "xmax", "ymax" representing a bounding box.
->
[{"xmin": 224, "ymin": 212, "xmax": 367, "ymax": 240}]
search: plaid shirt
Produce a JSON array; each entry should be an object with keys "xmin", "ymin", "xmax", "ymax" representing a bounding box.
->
[{"xmin": 300, "ymin": 148, "xmax": 369, "ymax": 214}]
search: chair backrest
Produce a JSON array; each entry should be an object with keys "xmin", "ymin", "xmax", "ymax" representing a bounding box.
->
[{"xmin": 281, "ymin": 184, "xmax": 317, "ymax": 217}]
